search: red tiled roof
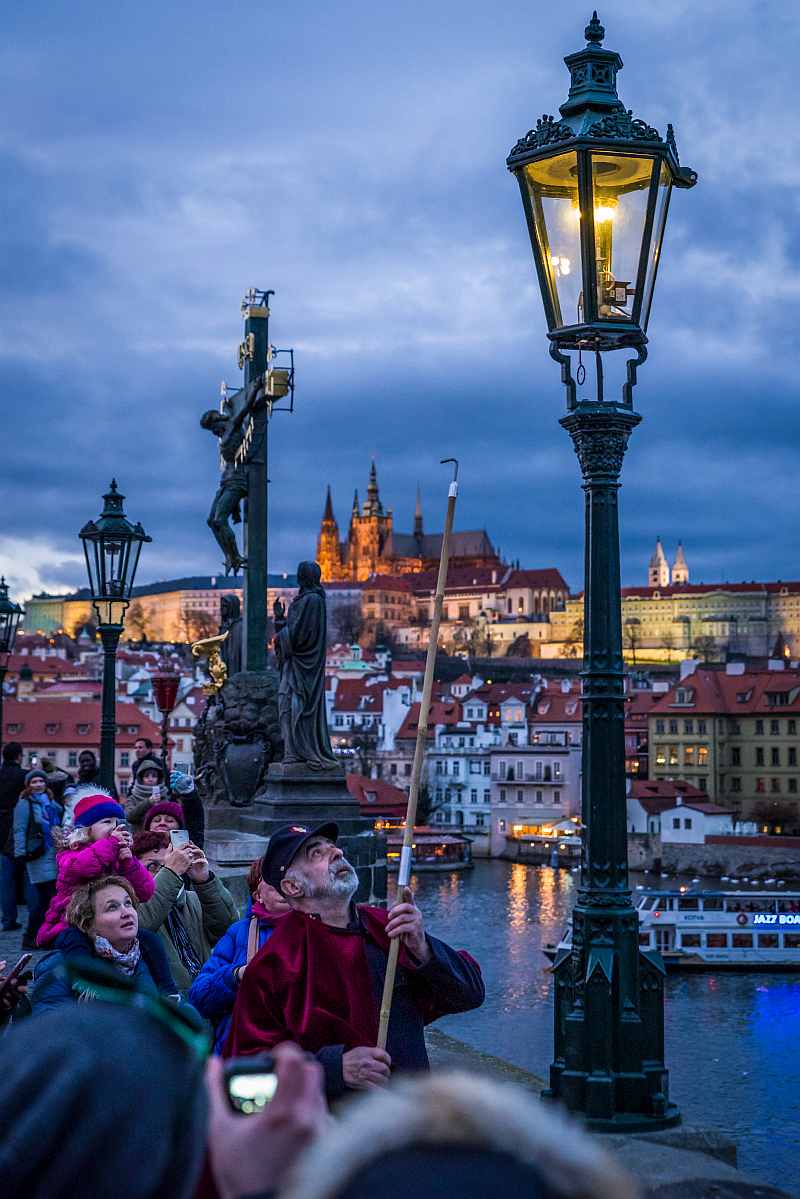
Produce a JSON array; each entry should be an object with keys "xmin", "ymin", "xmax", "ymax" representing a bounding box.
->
[
  {"xmin": 346, "ymin": 772, "xmax": 407, "ymax": 817},
  {"xmin": 396, "ymin": 700, "xmax": 461, "ymax": 740},
  {"xmin": 631, "ymin": 779, "xmax": 706, "ymax": 801},
  {"xmin": 532, "ymin": 692, "xmax": 582, "ymax": 722},
  {"xmin": 2, "ymin": 700, "xmax": 161, "ymax": 747},
  {"xmin": 362, "ymin": 575, "xmax": 413, "ymax": 593},
  {"xmin": 503, "ymin": 568, "xmax": 569, "ymax": 592},
  {"xmin": 331, "ymin": 679, "xmax": 388, "ymax": 712},
  {"xmin": 651, "ymin": 667, "xmax": 800, "ymax": 716},
  {"xmin": 37, "ymin": 680, "xmax": 101, "ymax": 696},
  {"xmin": 622, "ymin": 581, "xmax": 800, "ymax": 598},
  {"xmin": 4, "ymin": 654, "xmax": 70, "ymax": 677}
]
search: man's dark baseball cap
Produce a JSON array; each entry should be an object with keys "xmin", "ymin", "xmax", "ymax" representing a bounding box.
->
[{"xmin": 261, "ymin": 822, "xmax": 339, "ymax": 892}]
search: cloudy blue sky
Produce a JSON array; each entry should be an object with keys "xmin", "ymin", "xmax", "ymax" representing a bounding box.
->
[{"xmin": 1, "ymin": 0, "xmax": 798, "ymax": 600}]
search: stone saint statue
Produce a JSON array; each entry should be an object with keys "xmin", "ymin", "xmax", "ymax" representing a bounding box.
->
[
  {"xmin": 274, "ymin": 561, "xmax": 338, "ymax": 770},
  {"xmin": 219, "ymin": 593, "xmax": 243, "ymax": 677},
  {"xmin": 200, "ymin": 378, "xmax": 264, "ymax": 575}
]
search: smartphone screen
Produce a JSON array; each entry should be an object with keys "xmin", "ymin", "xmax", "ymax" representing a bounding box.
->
[
  {"xmin": 169, "ymin": 829, "xmax": 190, "ymax": 849},
  {"xmin": 226, "ymin": 1070, "xmax": 278, "ymax": 1114}
]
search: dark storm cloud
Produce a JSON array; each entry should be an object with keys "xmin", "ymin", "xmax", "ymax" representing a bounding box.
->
[{"xmin": 1, "ymin": 0, "xmax": 798, "ymax": 599}]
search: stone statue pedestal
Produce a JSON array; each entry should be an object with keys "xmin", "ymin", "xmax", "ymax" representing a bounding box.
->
[{"xmin": 253, "ymin": 762, "xmax": 365, "ymax": 833}]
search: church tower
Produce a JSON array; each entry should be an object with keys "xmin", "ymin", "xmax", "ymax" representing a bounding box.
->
[
  {"xmin": 647, "ymin": 537, "xmax": 670, "ymax": 588},
  {"xmin": 671, "ymin": 542, "xmax": 689, "ymax": 585},
  {"xmin": 413, "ymin": 484, "xmax": 424, "ymax": 553},
  {"xmin": 317, "ymin": 485, "xmax": 342, "ymax": 582},
  {"xmin": 346, "ymin": 461, "xmax": 393, "ymax": 580}
]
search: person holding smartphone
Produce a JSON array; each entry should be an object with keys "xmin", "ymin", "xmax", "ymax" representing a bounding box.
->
[{"xmin": 133, "ymin": 830, "xmax": 238, "ymax": 994}]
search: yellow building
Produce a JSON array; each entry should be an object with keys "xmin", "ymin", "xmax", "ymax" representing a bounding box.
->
[
  {"xmin": 648, "ymin": 664, "xmax": 800, "ymax": 832},
  {"xmin": 23, "ymin": 575, "xmax": 298, "ymax": 643}
]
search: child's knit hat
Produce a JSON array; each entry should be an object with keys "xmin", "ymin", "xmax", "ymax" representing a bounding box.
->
[{"xmin": 73, "ymin": 791, "xmax": 125, "ymax": 829}]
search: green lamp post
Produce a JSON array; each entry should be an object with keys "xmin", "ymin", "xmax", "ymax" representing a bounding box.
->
[
  {"xmin": 507, "ymin": 14, "xmax": 696, "ymax": 1128},
  {"xmin": 0, "ymin": 577, "xmax": 24, "ymax": 755},
  {"xmin": 79, "ymin": 481, "xmax": 151, "ymax": 792}
]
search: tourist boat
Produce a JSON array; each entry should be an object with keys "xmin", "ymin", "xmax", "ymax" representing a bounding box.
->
[
  {"xmin": 385, "ymin": 827, "xmax": 473, "ymax": 872},
  {"xmin": 544, "ymin": 890, "xmax": 800, "ymax": 970}
]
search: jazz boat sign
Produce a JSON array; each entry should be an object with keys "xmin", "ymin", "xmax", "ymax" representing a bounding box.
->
[{"xmin": 753, "ymin": 914, "xmax": 800, "ymax": 926}]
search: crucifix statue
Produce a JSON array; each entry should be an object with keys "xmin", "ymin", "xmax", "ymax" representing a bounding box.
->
[{"xmin": 200, "ymin": 291, "xmax": 274, "ymax": 673}]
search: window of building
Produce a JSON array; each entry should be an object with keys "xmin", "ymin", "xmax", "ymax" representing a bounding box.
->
[
  {"xmin": 67, "ymin": 751, "xmax": 78, "ymax": 768},
  {"xmin": 771, "ymin": 748, "xmax": 780, "ymax": 766},
  {"xmin": 731, "ymin": 747, "xmax": 741, "ymax": 766},
  {"xmin": 435, "ymin": 788, "xmax": 443, "ymax": 801},
  {"xmin": 770, "ymin": 719, "xmax": 780, "ymax": 735},
  {"xmin": 683, "ymin": 720, "xmax": 694, "ymax": 734},
  {"xmin": 655, "ymin": 750, "xmax": 666, "ymax": 767},
  {"xmin": 498, "ymin": 819, "xmax": 506, "ymax": 832},
  {"xmin": 684, "ymin": 745, "xmax": 695, "ymax": 764},
  {"xmin": 729, "ymin": 719, "xmax": 741, "ymax": 735},
  {"xmin": 756, "ymin": 747, "xmax": 765, "ymax": 766},
  {"xmin": 483, "ymin": 761, "xmax": 490, "ymax": 776},
  {"xmin": 789, "ymin": 748, "xmax": 797, "ymax": 767},
  {"xmin": 789, "ymin": 720, "xmax": 797, "ymax": 735},
  {"xmin": 672, "ymin": 817, "xmax": 680, "ymax": 829},
  {"xmin": 730, "ymin": 777, "xmax": 742, "ymax": 793},
  {"xmin": 684, "ymin": 818, "xmax": 692, "ymax": 829},
  {"xmin": 698, "ymin": 777, "xmax": 708, "ymax": 792},
  {"xmin": 698, "ymin": 720, "xmax": 707, "ymax": 734},
  {"xmin": 706, "ymin": 933, "xmax": 727, "ymax": 948},
  {"xmin": 390, "ymin": 763, "xmax": 397, "ymax": 775},
  {"xmin": 756, "ymin": 777, "xmax": 765, "ymax": 793},
  {"xmin": 553, "ymin": 791, "xmax": 560, "ymax": 804},
  {"xmin": 458, "ymin": 605, "xmax": 469, "ymax": 621},
  {"xmin": 535, "ymin": 790, "xmax": 543, "ymax": 804},
  {"xmin": 469, "ymin": 760, "xmax": 481, "ymax": 774},
  {"xmin": 553, "ymin": 761, "xmax": 562, "ymax": 780},
  {"xmin": 771, "ymin": 778, "xmax": 781, "ymax": 793},
  {"xmin": 668, "ymin": 747, "xmax": 679, "ymax": 767},
  {"xmin": 732, "ymin": 933, "xmax": 753, "ymax": 948},
  {"xmin": 120, "ymin": 752, "xmax": 129, "ymax": 767},
  {"xmin": 483, "ymin": 789, "xmax": 491, "ymax": 803},
  {"xmin": 655, "ymin": 719, "xmax": 665, "ymax": 734},
  {"xmin": 470, "ymin": 789, "xmax": 478, "ymax": 803},
  {"xmin": 452, "ymin": 761, "xmax": 460, "ymax": 776},
  {"xmin": 517, "ymin": 790, "xmax": 523, "ymax": 804},
  {"xmin": 669, "ymin": 720, "xmax": 678, "ymax": 734},
  {"xmin": 680, "ymin": 933, "xmax": 701, "ymax": 947},
  {"xmin": 404, "ymin": 764, "xmax": 411, "ymax": 776},
  {"xmin": 334, "ymin": 715, "xmax": 343, "ymax": 727},
  {"xmin": 758, "ymin": 934, "xmax": 779, "ymax": 949},
  {"xmin": 77, "ymin": 724, "xmax": 89, "ymax": 736},
  {"xmin": 755, "ymin": 719, "xmax": 764, "ymax": 735},
  {"xmin": 475, "ymin": 813, "xmax": 486, "ymax": 828},
  {"xmin": 126, "ymin": 725, "xmax": 138, "ymax": 735},
  {"xmin": 638, "ymin": 932, "xmax": 650, "ymax": 946},
  {"xmin": 500, "ymin": 788, "xmax": 506, "ymax": 802},
  {"xmin": 789, "ymin": 779, "xmax": 798, "ymax": 794},
  {"xmin": 435, "ymin": 761, "xmax": 443, "ymax": 774},
  {"xmin": 698, "ymin": 746, "xmax": 709, "ymax": 766}
]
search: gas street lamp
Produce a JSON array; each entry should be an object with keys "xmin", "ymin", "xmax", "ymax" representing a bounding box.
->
[
  {"xmin": 0, "ymin": 577, "xmax": 24, "ymax": 755},
  {"xmin": 507, "ymin": 14, "xmax": 696, "ymax": 1128},
  {"xmin": 79, "ymin": 481, "xmax": 151, "ymax": 792}
]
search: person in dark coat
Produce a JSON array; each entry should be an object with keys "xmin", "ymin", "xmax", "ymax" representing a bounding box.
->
[
  {"xmin": 274, "ymin": 561, "xmax": 338, "ymax": 769},
  {"xmin": 224, "ymin": 823, "xmax": 484, "ymax": 1098},
  {"xmin": 31, "ymin": 875, "xmax": 180, "ymax": 1011},
  {"xmin": 0, "ymin": 742, "xmax": 30, "ymax": 931},
  {"xmin": 0, "ymin": 1003, "xmax": 208, "ymax": 1198}
]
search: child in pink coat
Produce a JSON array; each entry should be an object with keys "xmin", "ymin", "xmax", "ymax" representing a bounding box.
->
[{"xmin": 36, "ymin": 791, "xmax": 155, "ymax": 947}]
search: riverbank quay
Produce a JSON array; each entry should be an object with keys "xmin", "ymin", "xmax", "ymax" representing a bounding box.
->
[
  {"xmin": 426, "ymin": 1029, "xmax": 792, "ymax": 1198},
  {"xmin": 628, "ymin": 832, "xmax": 800, "ymax": 881}
]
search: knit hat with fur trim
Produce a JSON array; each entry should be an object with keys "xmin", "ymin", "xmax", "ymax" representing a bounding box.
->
[
  {"xmin": 73, "ymin": 791, "xmax": 125, "ymax": 829},
  {"xmin": 143, "ymin": 800, "xmax": 184, "ymax": 830}
]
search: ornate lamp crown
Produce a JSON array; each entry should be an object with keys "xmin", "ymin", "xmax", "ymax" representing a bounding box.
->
[{"xmin": 561, "ymin": 10, "xmax": 623, "ymax": 116}]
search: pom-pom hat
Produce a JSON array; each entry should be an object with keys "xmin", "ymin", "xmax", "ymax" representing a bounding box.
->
[
  {"xmin": 73, "ymin": 791, "xmax": 125, "ymax": 829},
  {"xmin": 143, "ymin": 800, "xmax": 185, "ymax": 830}
]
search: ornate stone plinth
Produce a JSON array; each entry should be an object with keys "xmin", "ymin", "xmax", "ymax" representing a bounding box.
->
[{"xmin": 193, "ymin": 670, "xmax": 282, "ymax": 808}]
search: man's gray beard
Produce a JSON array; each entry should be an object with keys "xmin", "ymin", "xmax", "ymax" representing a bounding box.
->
[{"xmin": 300, "ymin": 860, "xmax": 359, "ymax": 901}]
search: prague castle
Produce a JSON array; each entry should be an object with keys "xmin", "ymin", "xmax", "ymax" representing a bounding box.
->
[{"xmin": 317, "ymin": 462, "xmax": 501, "ymax": 583}]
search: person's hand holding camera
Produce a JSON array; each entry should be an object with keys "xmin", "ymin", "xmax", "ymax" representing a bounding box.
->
[
  {"xmin": 206, "ymin": 1044, "xmax": 327, "ymax": 1199},
  {"xmin": 186, "ymin": 844, "xmax": 210, "ymax": 883},
  {"xmin": 163, "ymin": 846, "xmax": 194, "ymax": 876}
]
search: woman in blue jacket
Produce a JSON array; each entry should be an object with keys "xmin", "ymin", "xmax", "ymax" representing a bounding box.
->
[{"xmin": 189, "ymin": 859, "xmax": 289, "ymax": 1052}]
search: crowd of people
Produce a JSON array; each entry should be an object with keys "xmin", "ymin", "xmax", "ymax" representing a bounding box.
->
[{"xmin": 0, "ymin": 741, "xmax": 638, "ymax": 1198}]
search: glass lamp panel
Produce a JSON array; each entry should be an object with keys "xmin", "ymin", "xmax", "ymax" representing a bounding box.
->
[
  {"xmin": 590, "ymin": 153, "xmax": 654, "ymax": 322},
  {"xmin": 641, "ymin": 162, "xmax": 672, "ymax": 331},
  {"xmin": 523, "ymin": 151, "xmax": 582, "ymax": 329}
]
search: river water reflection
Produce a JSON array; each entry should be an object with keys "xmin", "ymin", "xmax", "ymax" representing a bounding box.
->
[{"xmin": 405, "ymin": 859, "xmax": 799, "ymax": 1191}]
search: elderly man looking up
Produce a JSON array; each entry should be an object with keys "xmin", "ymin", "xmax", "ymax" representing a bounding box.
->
[{"xmin": 224, "ymin": 823, "xmax": 484, "ymax": 1098}]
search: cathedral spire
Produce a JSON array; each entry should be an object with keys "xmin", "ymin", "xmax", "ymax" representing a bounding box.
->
[
  {"xmin": 647, "ymin": 537, "xmax": 670, "ymax": 588},
  {"xmin": 365, "ymin": 459, "xmax": 382, "ymax": 515},
  {"xmin": 671, "ymin": 541, "xmax": 689, "ymax": 585},
  {"xmin": 351, "ymin": 489, "xmax": 360, "ymax": 517},
  {"xmin": 323, "ymin": 484, "xmax": 335, "ymax": 522}
]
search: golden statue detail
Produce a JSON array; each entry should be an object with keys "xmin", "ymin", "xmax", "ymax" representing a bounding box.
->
[{"xmin": 191, "ymin": 631, "xmax": 229, "ymax": 695}]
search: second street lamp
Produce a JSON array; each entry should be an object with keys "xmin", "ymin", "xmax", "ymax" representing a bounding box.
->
[
  {"xmin": 0, "ymin": 577, "xmax": 24, "ymax": 755},
  {"xmin": 151, "ymin": 670, "xmax": 180, "ymax": 777},
  {"xmin": 79, "ymin": 481, "xmax": 151, "ymax": 792},
  {"xmin": 507, "ymin": 14, "xmax": 696, "ymax": 1128}
]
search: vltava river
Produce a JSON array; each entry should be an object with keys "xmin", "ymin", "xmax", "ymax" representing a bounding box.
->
[{"xmin": 406, "ymin": 859, "xmax": 799, "ymax": 1192}]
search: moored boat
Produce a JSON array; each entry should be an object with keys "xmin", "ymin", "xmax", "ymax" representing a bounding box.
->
[
  {"xmin": 386, "ymin": 826, "xmax": 473, "ymax": 872},
  {"xmin": 545, "ymin": 890, "xmax": 800, "ymax": 970}
]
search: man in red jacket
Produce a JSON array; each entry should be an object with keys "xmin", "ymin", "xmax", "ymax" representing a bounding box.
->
[{"xmin": 224, "ymin": 822, "xmax": 484, "ymax": 1097}]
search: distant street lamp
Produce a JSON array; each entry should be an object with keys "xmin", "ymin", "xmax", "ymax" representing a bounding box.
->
[
  {"xmin": 80, "ymin": 481, "xmax": 151, "ymax": 792},
  {"xmin": 0, "ymin": 577, "xmax": 24, "ymax": 755},
  {"xmin": 151, "ymin": 670, "xmax": 180, "ymax": 777},
  {"xmin": 507, "ymin": 14, "xmax": 696, "ymax": 1128}
]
